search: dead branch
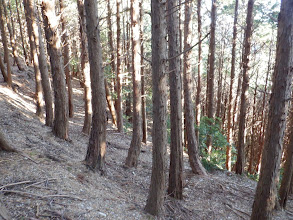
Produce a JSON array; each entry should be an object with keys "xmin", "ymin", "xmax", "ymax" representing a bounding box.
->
[
  {"xmin": 0, "ymin": 190, "xmax": 84, "ymax": 201},
  {"xmin": 0, "ymin": 180, "xmax": 32, "ymax": 190},
  {"xmin": 24, "ymin": 178, "xmax": 57, "ymax": 189}
]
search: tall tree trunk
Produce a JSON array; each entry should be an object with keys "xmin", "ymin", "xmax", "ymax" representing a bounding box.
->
[
  {"xmin": 279, "ymin": 102, "xmax": 293, "ymax": 208},
  {"xmin": 0, "ymin": 54, "xmax": 8, "ymax": 82},
  {"xmin": 106, "ymin": 0, "xmax": 117, "ymax": 126},
  {"xmin": 145, "ymin": 0, "xmax": 168, "ymax": 215},
  {"xmin": 195, "ymin": 0, "xmax": 202, "ymax": 129},
  {"xmin": 41, "ymin": 0, "xmax": 68, "ymax": 140},
  {"xmin": 60, "ymin": 0, "xmax": 74, "ymax": 118},
  {"xmin": 215, "ymin": 40, "xmax": 225, "ymax": 119},
  {"xmin": 84, "ymin": 0, "xmax": 107, "ymax": 173},
  {"xmin": 167, "ymin": 0, "xmax": 184, "ymax": 199},
  {"xmin": 251, "ymin": 1, "xmax": 293, "ymax": 218},
  {"xmin": 255, "ymin": 39, "xmax": 272, "ymax": 173},
  {"xmin": 183, "ymin": 0, "xmax": 206, "ymax": 176},
  {"xmin": 2, "ymin": 0, "xmax": 24, "ymax": 71},
  {"xmin": 116, "ymin": 0, "xmax": 124, "ymax": 132},
  {"xmin": 25, "ymin": 0, "xmax": 54, "ymax": 126},
  {"xmin": 125, "ymin": 0, "xmax": 142, "ymax": 168},
  {"xmin": 107, "ymin": 0, "xmax": 116, "ymax": 77},
  {"xmin": 77, "ymin": 0, "xmax": 92, "ymax": 135},
  {"xmin": 15, "ymin": 0, "xmax": 28, "ymax": 64},
  {"xmin": 226, "ymin": 0, "xmax": 239, "ymax": 171},
  {"xmin": 23, "ymin": 0, "xmax": 43, "ymax": 117},
  {"xmin": 140, "ymin": 0, "xmax": 147, "ymax": 144},
  {"xmin": 0, "ymin": 3, "xmax": 12, "ymax": 86},
  {"xmin": 235, "ymin": 0, "xmax": 254, "ymax": 175},
  {"xmin": 248, "ymin": 72, "xmax": 258, "ymax": 174},
  {"xmin": 206, "ymin": 0, "xmax": 217, "ymax": 155}
]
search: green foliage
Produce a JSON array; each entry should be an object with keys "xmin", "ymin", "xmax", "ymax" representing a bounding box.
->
[
  {"xmin": 197, "ymin": 116, "xmax": 236, "ymax": 170},
  {"xmin": 247, "ymin": 173, "xmax": 259, "ymax": 181},
  {"xmin": 123, "ymin": 115, "xmax": 132, "ymax": 133}
]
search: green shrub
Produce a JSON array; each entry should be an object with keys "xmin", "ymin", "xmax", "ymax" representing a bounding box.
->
[{"xmin": 197, "ymin": 116, "xmax": 236, "ymax": 170}]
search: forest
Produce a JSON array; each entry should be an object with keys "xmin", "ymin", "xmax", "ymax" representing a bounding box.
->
[{"xmin": 0, "ymin": 0, "xmax": 292, "ymax": 219}]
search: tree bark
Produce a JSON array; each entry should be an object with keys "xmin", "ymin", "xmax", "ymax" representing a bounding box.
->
[
  {"xmin": 60, "ymin": 0, "xmax": 74, "ymax": 118},
  {"xmin": 2, "ymin": 0, "xmax": 24, "ymax": 71},
  {"xmin": 251, "ymin": 1, "xmax": 293, "ymax": 218},
  {"xmin": 23, "ymin": 0, "xmax": 43, "ymax": 117},
  {"xmin": 183, "ymin": 0, "xmax": 206, "ymax": 176},
  {"xmin": 116, "ymin": 0, "xmax": 124, "ymax": 132},
  {"xmin": 145, "ymin": 0, "xmax": 168, "ymax": 215},
  {"xmin": 105, "ymin": 79, "xmax": 117, "ymax": 125},
  {"xmin": 0, "ymin": 2, "xmax": 12, "ymax": 87},
  {"xmin": 125, "ymin": 0, "xmax": 142, "ymax": 168},
  {"xmin": 279, "ymin": 103, "xmax": 293, "ymax": 208},
  {"xmin": 195, "ymin": 0, "xmax": 202, "ymax": 128},
  {"xmin": 167, "ymin": 0, "xmax": 184, "ymax": 199},
  {"xmin": 235, "ymin": 0, "xmax": 254, "ymax": 175},
  {"xmin": 15, "ymin": 0, "xmax": 28, "ymax": 65},
  {"xmin": 84, "ymin": 0, "xmax": 107, "ymax": 172},
  {"xmin": 226, "ymin": 0, "xmax": 239, "ymax": 171},
  {"xmin": 0, "ymin": 54, "xmax": 8, "ymax": 82},
  {"xmin": 140, "ymin": 0, "xmax": 147, "ymax": 144},
  {"xmin": 106, "ymin": 0, "xmax": 117, "ymax": 126},
  {"xmin": 206, "ymin": 0, "xmax": 217, "ymax": 156},
  {"xmin": 41, "ymin": 0, "xmax": 68, "ymax": 140},
  {"xmin": 77, "ymin": 0, "xmax": 92, "ymax": 135},
  {"xmin": 25, "ymin": 0, "xmax": 54, "ymax": 126}
]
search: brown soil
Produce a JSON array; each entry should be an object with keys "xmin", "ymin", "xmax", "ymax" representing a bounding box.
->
[{"xmin": 0, "ymin": 65, "xmax": 292, "ymax": 220}]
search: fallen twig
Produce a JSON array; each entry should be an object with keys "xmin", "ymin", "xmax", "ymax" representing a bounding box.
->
[
  {"xmin": 19, "ymin": 152, "xmax": 39, "ymax": 164},
  {"xmin": 24, "ymin": 178, "xmax": 57, "ymax": 189},
  {"xmin": 0, "ymin": 190, "xmax": 84, "ymax": 201},
  {"xmin": 0, "ymin": 180, "xmax": 32, "ymax": 190}
]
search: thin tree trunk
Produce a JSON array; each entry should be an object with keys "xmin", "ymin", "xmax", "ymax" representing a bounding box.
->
[
  {"xmin": 0, "ymin": 3, "xmax": 12, "ymax": 86},
  {"xmin": 167, "ymin": 0, "xmax": 184, "ymax": 199},
  {"xmin": 226, "ymin": 0, "xmax": 239, "ymax": 171},
  {"xmin": 84, "ymin": 0, "xmax": 107, "ymax": 173},
  {"xmin": 15, "ymin": 0, "xmax": 28, "ymax": 64},
  {"xmin": 106, "ymin": 0, "xmax": 117, "ymax": 126},
  {"xmin": 60, "ymin": 0, "xmax": 74, "ymax": 118},
  {"xmin": 0, "ymin": 54, "xmax": 8, "ymax": 82},
  {"xmin": 41, "ymin": 0, "xmax": 68, "ymax": 140},
  {"xmin": 140, "ymin": 0, "xmax": 147, "ymax": 144},
  {"xmin": 2, "ymin": 0, "xmax": 24, "ymax": 71},
  {"xmin": 251, "ymin": 1, "xmax": 293, "ymax": 218},
  {"xmin": 255, "ymin": 39, "xmax": 272, "ymax": 173},
  {"xmin": 77, "ymin": 0, "xmax": 92, "ymax": 135},
  {"xmin": 125, "ymin": 0, "xmax": 142, "ymax": 168},
  {"xmin": 24, "ymin": 0, "xmax": 43, "ymax": 116},
  {"xmin": 215, "ymin": 41, "xmax": 225, "ymax": 119},
  {"xmin": 206, "ymin": 0, "xmax": 217, "ymax": 156},
  {"xmin": 279, "ymin": 103, "xmax": 293, "ymax": 208},
  {"xmin": 25, "ymin": 0, "xmax": 54, "ymax": 126},
  {"xmin": 116, "ymin": 0, "xmax": 124, "ymax": 132},
  {"xmin": 248, "ymin": 72, "xmax": 258, "ymax": 174},
  {"xmin": 183, "ymin": 0, "xmax": 206, "ymax": 176},
  {"xmin": 195, "ymin": 0, "xmax": 202, "ymax": 129},
  {"xmin": 145, "ymin": 0, "xmax": 168, "ymax": 215},
  {"xmin": 105, "ymin": 79, "xmax": 117, "ymax": 125},
  {"xmin": 235, "ymin": 0, "xmax": 254, "ymax": 175}
]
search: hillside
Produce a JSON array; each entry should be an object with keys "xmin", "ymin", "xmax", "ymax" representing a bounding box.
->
[{"xmin": 0, "ymin": 65, "xmax": 292, "ymax": 220}]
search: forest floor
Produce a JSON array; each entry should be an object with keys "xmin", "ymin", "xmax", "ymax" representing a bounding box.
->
[{"xmin": 0, "ymin": 64, "xmax": 293, "ymax": 220}]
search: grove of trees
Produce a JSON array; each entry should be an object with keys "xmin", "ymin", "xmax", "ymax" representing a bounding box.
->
[{"xmin": 1, "ymin": 0, "xmax": 293, "ymax": 218}]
